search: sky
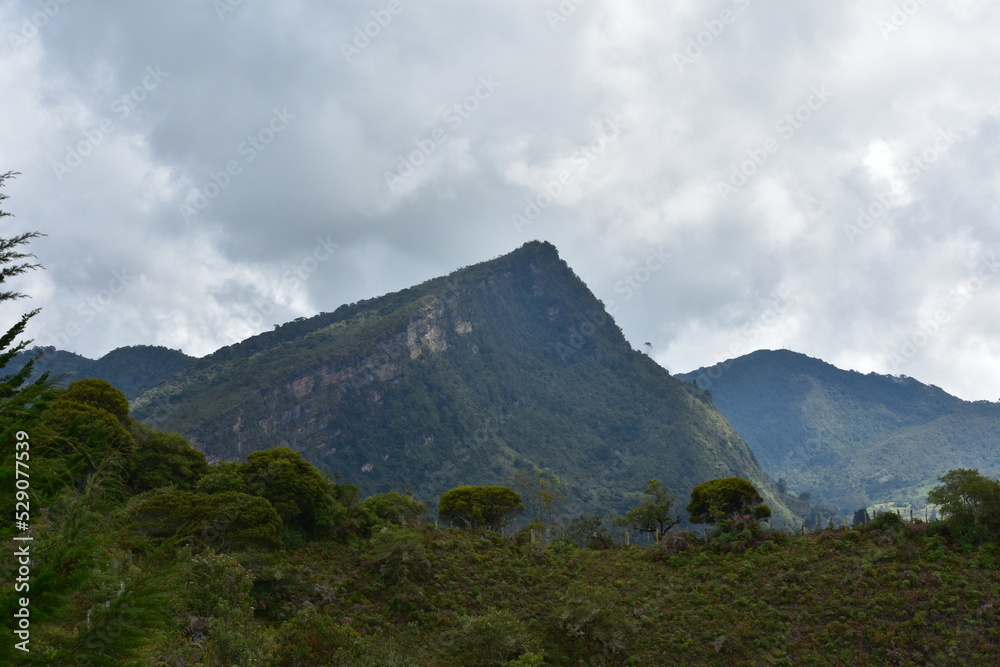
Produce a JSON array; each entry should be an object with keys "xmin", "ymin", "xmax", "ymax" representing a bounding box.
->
[{"xmin": 1, "ymin": 0, "xmax": 999, "ymax": 402}]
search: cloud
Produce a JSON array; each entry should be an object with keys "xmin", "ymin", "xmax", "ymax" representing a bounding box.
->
[{"xmin": 1, "ymin": 0, "xmax": 999, "ymax": 401}]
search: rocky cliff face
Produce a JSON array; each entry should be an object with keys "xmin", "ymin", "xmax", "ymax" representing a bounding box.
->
[{"xmin": 133, "ymin": 242, "xmax": 799, "ymax": 525}]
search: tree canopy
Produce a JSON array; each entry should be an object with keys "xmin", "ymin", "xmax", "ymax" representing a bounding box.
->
[
  {"xmin": 438, "ymin": 485, "xmax": 524, "ymax": 531},
  {"xmin": 687, "ymin": 477, "xmax": 771, "ymax": 524},
  {"xmin": 927, "ymin": 468, "xmax": 1000, "ymax": 544},
  {"xmin": 241, "ymin": 446, "xmax": 351, "ymax": 536}
]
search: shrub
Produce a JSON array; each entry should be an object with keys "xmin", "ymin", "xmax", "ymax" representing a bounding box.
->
[
  {"xmin": 451, "ymin": 608, "xmax": 538, "ymax": 666},
  {"xmin": 132, "ymin": 489, "xmax": 283, "ymax": 552},
  {"xmin": 186, "ymin": 549, "xmax": 256, "ymax": 619},
  {"xmin": 195, "ymin": 461, "xmax": 249, "ymax": 494},
  {"xmin": 358, "ymin": 491, "xmax": 427, "ymax": 534},
  {"xmin": 129, "ymin": 422, "xmax": 208, "ymax": 493},
  {"xmin": 546, "ymin": 584, "xmax": 636, "ymax": 661},
  {"xmin": 709, "ymin": 515, "xmax": 784, "ymax": 555},
  {"xmin": 869, "ymin": 511, "xmax": 907, "ymax": 533},
  {"xmin": 659, "ymin": 529, "xmax": 695, "ymax": 557},
  {"xmin": 267, "ymin": 606, "xmax": 360, "ymax": 666},
  {"xmin": 365, "ymin": 525, "xmax": 430, "ymax": 585}
]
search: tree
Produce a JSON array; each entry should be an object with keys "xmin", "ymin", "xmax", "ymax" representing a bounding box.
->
[
  {"xmin": 619, "ymin": 479, "xmax": 679, "ymax": 537},
  {"xmin": 687, "ymin": 477, "xmax": 771, "ymax": 524},
  {"xmin": 927, "ymin": 468, "xmax": 1000, "ymax": 543},
  {"xmin": 0, "ymin": 171, "xmax": 52, "ymax": 414},
  {"xmin": 40, "ymin": 380, "xmax": 137, "ymax": 486},
  {"xmin": 565, "ymin": 514, "xmax": 614, "ymax": 549},
  {"xmin": 438, "ymin": 485, "xmax": 524, "ymax": 531},
  {"xmin": 128, "ymin": 421, "xmax": 209, "ymax": 493},
  {"xmin": 241, "ymin": 446, "xmax": 349, "ymax": 536},
  {"xmin": 358, "ymin": 490, "xmax": 427, "ymax": 533},
  {"xmin": 60, "ymin": 378, "xmax": 131, "ymax": 424},
  {"xmin": 511, "ymin": 467, "xmax": 562, "ymax": 526}
]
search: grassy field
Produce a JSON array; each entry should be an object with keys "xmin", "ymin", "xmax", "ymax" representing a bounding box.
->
[{"xmin": 186, "ymin": 521, "xmax": 1000, "ymax": 666}]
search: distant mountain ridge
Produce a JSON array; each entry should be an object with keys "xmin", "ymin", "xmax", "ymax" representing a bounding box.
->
[
  {"xmin": 677, "ymin": 349, "xmax": 1000, "ymax": 513},
  {"xmin": 117, "ymin": 241, "xmax": 798, "ymax": 525},
  {"xmin": 9, "ymin": 345, "xmax": 194, "ymax": 399}
]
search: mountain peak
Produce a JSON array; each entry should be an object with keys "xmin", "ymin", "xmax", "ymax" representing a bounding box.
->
[{"xmin": 130, "ymin": 243, "xmax": 797, "ymax": 525}]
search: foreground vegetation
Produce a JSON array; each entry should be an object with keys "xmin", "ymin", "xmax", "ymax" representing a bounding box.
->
[
  {"xmin": 4, "ymin": 370, "xmax": 997, "ymax": 665},
  {"xmin": 10, "ymin": 516, "xmax": 1000, "ymax": 665}
]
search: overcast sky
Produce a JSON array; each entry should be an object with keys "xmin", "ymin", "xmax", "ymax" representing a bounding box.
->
[{"xmin": 1, "ymin": 0, "xmax": 999, "ymax": 401}]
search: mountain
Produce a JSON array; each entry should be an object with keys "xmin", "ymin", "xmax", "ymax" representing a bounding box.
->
[
  {"xmin": 129, "ymin": 241, "xmax": 798, "ymax": 525},
  {"xmin": 9, "ymin": 345, "xmax": 195, "ymax": 399},
  {"xmin": 677, "ymin": 349, "xmax": 1000, "ymax": 513}
]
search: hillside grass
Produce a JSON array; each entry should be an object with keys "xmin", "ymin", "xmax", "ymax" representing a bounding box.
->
[{"xmin": 152, "ymin": 523, "xmax": 1000, "ymax": 666}]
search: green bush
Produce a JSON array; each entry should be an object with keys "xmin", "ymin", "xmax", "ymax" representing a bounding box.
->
[
  {"xmin": 267, "ymin": 606, "xmax": 360, "ymax": 666},
  {"xmin": 546, "ymin": 583, "xmax": 636, "ymax": 661},
  {"xmin": 132, "ymin": 489, "xmax": 283, "ymax": 552},
  {"xmin": 129, "ymin": 421, "xmax": 208, "ymax": 493},
  {"xmin": 869, "ymin": 511, "xmax": 907, "ymax": 533},
  {"xmin": 185, "ymin": 549, "xmax": 256, "ymax": 618},
  {"xmin": 365, "ymin": 525, "xmax": 430, "ymax": 585},
  {"xmin": 242, "ymin": 447, "xmax": 348, "ymax": 536},
  {"xmin": 195, "ymin": 460, "xmax": 249, "ymax": 494},
  {"xmin": 708, "ymin": 515, "xmax": 784, "ymax": 554},
  {"xmin": 358, "ymin": 491, "xmax": 427, "ymax": 534},
  {"xmin": 451, "ymin": 608, "xmax": 538, "ymax": 666}
]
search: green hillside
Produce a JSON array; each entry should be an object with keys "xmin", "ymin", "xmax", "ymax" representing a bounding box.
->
[
  {"xmin": 130, "ymin": 241, "xmax": 797, "ymax": 526},
  {"xmin": 678, "ymin": 350, "xmax": 1000, "ymax": 513}
]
